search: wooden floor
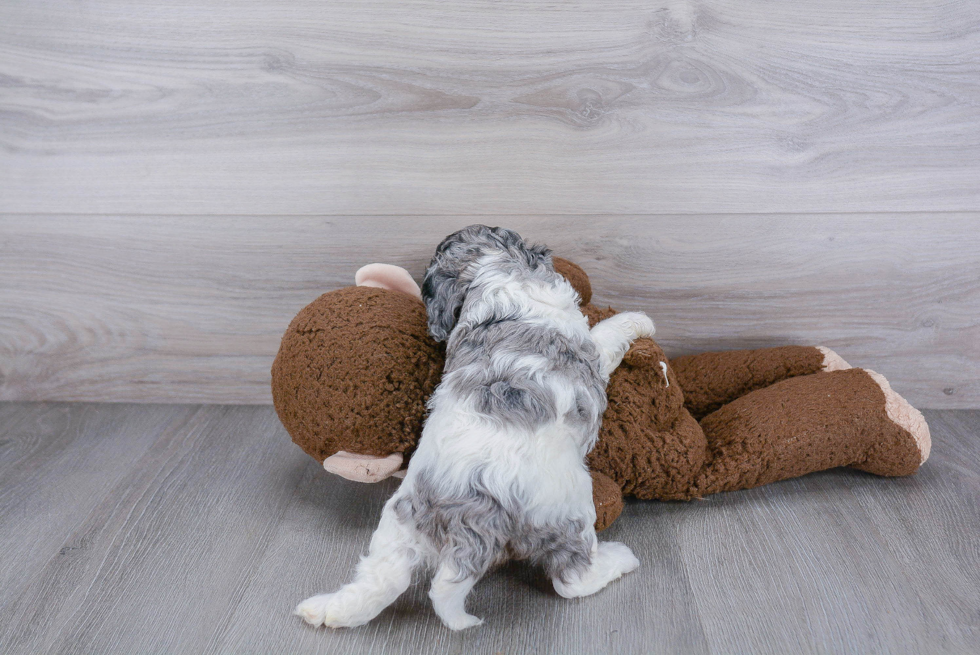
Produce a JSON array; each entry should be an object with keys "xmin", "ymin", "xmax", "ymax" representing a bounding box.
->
[{"xmin": 1, "ymin": 403, "xmax": 976, "ymax": 654}]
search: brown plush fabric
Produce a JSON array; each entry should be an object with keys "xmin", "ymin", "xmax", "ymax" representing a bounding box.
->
[
  {"xmin": 581, "ymin": 303, "xmax": 617, "ymax": 327},
  {"xmin": 271, "ymin": 286, "xmax": 444, "ymax": 462},
  {"xmin": 271, "ymin": 257, "xmax": 928, "ymax": 533},
  {"xmin": 587, "ymin": 338, "xmax": 708, "ymax": 500},
  {"xmin": 671, "ymin": 346, "xmax": 826, "ymax": 420},
  {"xmin": 591, "ymin": 471, "xmax": 624, "ymax": 532},
  {"xmin": 552, "ymin": 257, "xmax": 591, "ymax": 306},
  {"xmin": 692, "ymin": 368, "xmax": 922, "ymax": 496}
]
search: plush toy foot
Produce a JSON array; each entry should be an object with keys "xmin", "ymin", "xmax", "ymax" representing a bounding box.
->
[
  {"xmin": 814, "ymin": 350, "xmax": 929, "ymax": 467},
  {"xmin": 853, "ymin": 369, "xmax": 931, "ymax": 470},
  {"xmin": 817, "ymin": 346, "xmax": 852, "ymax": 371},
  {"xmin": 694, "ymin": 368, "xmax": 930, "ymax": 496}
]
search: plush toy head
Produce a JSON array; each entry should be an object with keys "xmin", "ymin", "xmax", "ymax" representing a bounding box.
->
[
  {"xmin": 271, "ymin": 258, "xmax": 605, "ymax": 482},
  {"xmin": 271, "ymin": 265, "xmax": 444, "ymax": 481}
]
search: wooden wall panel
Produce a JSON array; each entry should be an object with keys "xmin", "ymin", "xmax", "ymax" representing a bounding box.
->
[
  {"xmin": 1, "ymin": 215, "xmax": 976, "ymax": 407},
  {"xmin": 1, "ymin": 0, "xmax": 978, "ymax": 215}
]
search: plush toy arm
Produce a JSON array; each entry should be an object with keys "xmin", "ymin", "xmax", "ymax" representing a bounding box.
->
[
  {"xmin": 552, "ymin": 257, "xmax": 592, "ymax": 306},
  {"xmin": 670, "ymin": 346, "xmax": 847, "ymax": 420},
  {"xmin": 691, "ymin": 368, "xmax": 930, "ymax": 497}
]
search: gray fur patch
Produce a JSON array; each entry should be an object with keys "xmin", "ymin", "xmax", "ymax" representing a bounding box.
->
[
  {"xmin": 442, "ymin": 321, "xmax": 605, "ymax": 433},
  {"xmin": 396, "ymin": 470, "xmax": 593, "ymax": 582}
]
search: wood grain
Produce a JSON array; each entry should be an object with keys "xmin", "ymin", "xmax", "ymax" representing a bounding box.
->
[
  {"xmin": 0, "ymin": 403, "xmax": 202, "ymax": 642},
  {"xmin": 0, "ymin": 403, "xmax": 977, "ymax": 653},
  {"xmin": 0, "ymin": 404, "xmax": 307, "ymax": 653},
  {"xmin": 1, "ymin": 1, "xmax": 979, "ymax": 215},
  {"xmin": 2, "ymin": 214, "xmax": 978, "ymax": 407}
]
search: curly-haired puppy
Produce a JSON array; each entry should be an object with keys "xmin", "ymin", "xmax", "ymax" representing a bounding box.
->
[{"xmin": 296, "ymin": 225, "xmax": 655, "ymax": 630}]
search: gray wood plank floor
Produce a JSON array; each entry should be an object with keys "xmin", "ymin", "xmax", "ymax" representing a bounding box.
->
[{"xmin": 0, "ymin": 403, "xmax": 976, "ymax": 654}]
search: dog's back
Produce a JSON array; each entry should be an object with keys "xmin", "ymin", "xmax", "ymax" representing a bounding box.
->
[{"xmin": 395, "ymin": 234, "xmax": 607, "ymax": 585}]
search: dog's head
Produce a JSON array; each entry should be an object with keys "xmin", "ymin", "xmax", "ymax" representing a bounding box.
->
[{"xmin": 421, "ymin": 225, "xmax": 552, "ymax": 341}]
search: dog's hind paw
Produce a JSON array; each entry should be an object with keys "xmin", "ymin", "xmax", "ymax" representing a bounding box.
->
[
  {"xmin": 442, "ymin": 612, "xmax": 484, "ymax": 631},
  {"xmin": 295, "ymin": 592, "xmax": 366, "ymax": 629},
  {"xmin": 295, "ymin": 594, "xmax": 331, "ymax": 627}
]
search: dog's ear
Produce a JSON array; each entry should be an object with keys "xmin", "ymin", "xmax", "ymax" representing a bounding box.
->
[
  {"xmin": 422, "ymin": 224, "xmax": 551, "ymax": 341},
  {"xmin": 422, "ymin": 225, "xmax": 496, "ymax": 342},
  {"xmin": 421, "ymin": 252, "xmax": 468, "ymax": 342}
]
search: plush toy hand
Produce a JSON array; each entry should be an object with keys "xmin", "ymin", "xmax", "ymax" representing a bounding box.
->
[
  {"xmin": 622, "ymin": 339, "xmax": 660, "ymax": 367},
  {"xmin": 621, "ymin": 338, "xmax": 673, "ymax": 392},
  {"xmin": 323, "ymin": 451, "xmax": 406, "ymax": 483}
]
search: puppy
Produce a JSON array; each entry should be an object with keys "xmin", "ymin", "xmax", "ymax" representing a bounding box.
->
[{"xmin": 296, "ymin": 225, "xmax": 655, "ymax": 630}]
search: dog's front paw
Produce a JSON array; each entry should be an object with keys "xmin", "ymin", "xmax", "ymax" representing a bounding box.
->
[
  {"xmin": 619, "ymin": 312, "xmax": 655, "ymax": 340},
  {"xmin": 295, "ymin": 593, "xmax": 363, "ymax": 629}
]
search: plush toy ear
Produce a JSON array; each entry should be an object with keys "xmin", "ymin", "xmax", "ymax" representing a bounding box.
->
[{"xmin": 355, "ymin": 263, "xmax": 422, "ymax": 300}]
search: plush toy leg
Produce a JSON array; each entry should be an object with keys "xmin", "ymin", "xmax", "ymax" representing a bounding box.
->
[
  {"xmin": 692, "ymin": 368, "xmax": 930, "ymax": 497},
  {"xmin": 591, "ymin": 471, "xmax": 624, "ymax": 531},
  {"xmin": 670, "ymin": 345, "xmax": 849, "ymax": 420}
]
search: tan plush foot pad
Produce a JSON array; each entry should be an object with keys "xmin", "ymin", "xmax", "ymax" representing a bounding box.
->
[
  {"xmin": 817, "ymin": 346, "xmax": 852, "ymax": 372},
  {"xmin": 865, "ymin": 369, "xmax": 931, "ymax": 464}
]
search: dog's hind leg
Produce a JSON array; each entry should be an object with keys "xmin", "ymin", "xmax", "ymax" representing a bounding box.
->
[
  {"xmin": 429, "ymin": 562, "xmax": 484, "ymax": 630},
  {"xmin": 551, "ymin": 537, "xmax": 640, "ymax": 599},
  {"xmin": 590, "ymin": 312, "xmax": 655, "ymax": 378},
  {"xmin": 295, "ymin": 501, "xmax": 421, "ymax": 628}
]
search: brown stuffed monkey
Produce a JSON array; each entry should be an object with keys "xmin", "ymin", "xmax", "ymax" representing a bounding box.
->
[{"xmin": 272, "ymin": 259, "xmax": 930, "ymax": 530}]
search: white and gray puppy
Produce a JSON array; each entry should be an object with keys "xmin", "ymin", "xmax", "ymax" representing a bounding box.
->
[{"xmin": 296, "ymin": 225, "xmax": 655, "ymax": 631}]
